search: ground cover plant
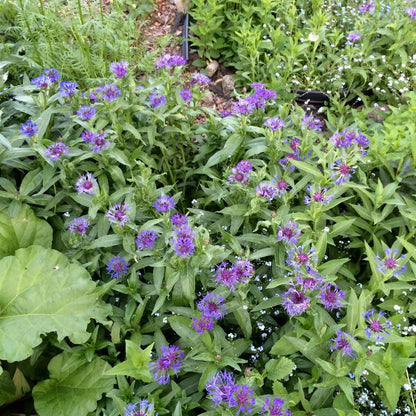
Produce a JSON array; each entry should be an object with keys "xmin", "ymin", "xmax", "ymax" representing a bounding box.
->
[
  {"xmin": 1, "ymin": 1, "xmax": 416, "ymax": 416},
  {"xmin": 189, "ymin": 0, "xmax": 416, "ymax": 104}
]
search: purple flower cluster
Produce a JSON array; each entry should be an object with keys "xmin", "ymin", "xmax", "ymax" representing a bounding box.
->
[
  {"xmin": 179, "ymin": 88, "xmax": 193, "ymax": 101},
  {"xmin": 264, "ymin": 117, "xmax": 284, "ymax": 131},
  {"xmin": 20, "ymin": 121, "xmax": 39, "ymax": 137},
  {"xmin": 286, "ymin": 245, "xmax": 317, "ymax": 271},
  {"xmin": 329, "ymin": 127, "xmax": 369, "ymax": 155},
  {"xmin": 110, "ymin": 60, "xmax": 129, "ymax": 78},
  {"xmin": 228, "ymin": 160, "xmax": 252, "ymax": 185},
  {"xmin": 106, "ymin": 256, "xmax": 129, "ymax": 279},
  {"xmin": 68, "ymin": 217, "xmax": 90, "ymax": 235},
  {"xmin": 191, "ymin": 72, "xmax": 211, "ymax": 84},
  {"xmin": 347, "ymin": 32, "xmax": 361, "ymax": 42},
  {"xmin": 59, "ymin": 81, "xmax": 78, "ymax": 97},
  {"xmin": 156, "ymin": 53, "xmax": 187, "ymax": 68},
  {"xmin": 358, "ymin": 0, "xmax": 375, "ymax": 13},
  {"xmin": 149, "ymin": 92, "xmax": 167, "ymax": 108},
  {"xmin": 45, "ymin": 141, "xmax": 69, "ymax": 161},
  {"xmin": 282, "ymin": 287, "xmax": 311, "ymax": 316},
  {"xmin": 262, "ymin": 396, "xmax": 291, "ymax": 416},
  {"xmin": 124, "ymin": 400, "xmax": 157, "ymax": 416},
  {"xmin": 192, "ymin": 293, "xmax": 226, "ymax": 333},
  {"xmin": 31, "ymin": 68, "xmax": 60, "ymax": 89},
  {"xmin": 149, "ymin": 345, "xmax": 184, "ymax": 384},
  {"xmin": 231, "ymin": 83, "xmax": 276, "ymax": 115},
  {"xmin": 106, "ymin": 203, "xmax": 131, "ymax": 226},
  {"xmin": 277, "ymin": 221, "xmax": 301, "ymax": 245},
  {"xmin": 319, "ymin": 284, "xmax": 345, "ymax": 311},
  {"xmin": 43, "ymin": 67, "xmax": 60, "ymax": 83},
  {"xmin": 329, "ymin": 158, "xmax": 355, "ymax": 184},
  {"xmin": 81, "ymin": 130, "xmax": 109, "ymax": 153},
  {"xmin": 154, "ymin": 195, "xmax": 175, "ymax": 212},
  {"xmin": 255, "ymin": 181, "xmax": 279, "ymax": 201},
  {"xmin": 206, "ymin": 370, "xmax": 256, "ymax": 415},
  {"xmin": 301, "ymin": 114, "xmax": 323, "ymax": 131},
  {"xmin": 214, "ymin": 259, "xmax": 255, "ymax": 291},
  {"xmin": 136, "ymin": 230, "xmax": 158, "ymax": 250},
  {"xmin": 304, "ymin": 184, "xmax": 333, "ymax": 205},
  {"xmin": 375, "ymin": 248, "xmax": 407, "ymax": 277},
  {"xmin": 363, "ymin": 309, "xmax": 392, "ymax": 340},
  {"xmin": 99, "ymin": 83, "xmax": 121, "ymax": 101},
  {"xmin": 77, "ymin": 105, "xmax": 97, "ymax": 120},
  {"xmin": 75, "ymin": 173, "xmax": 98, "ymax": 194},
  {"xmin": 171, "ymin": 221, "xmax": 196, "ymax": 258},
  {"xmin": 406, "ymin": 7, "xmax": 416, "ymax": 18},
  {"xmin": 330, "ymin": 331, "xmax": 355, "ymax": 357}
]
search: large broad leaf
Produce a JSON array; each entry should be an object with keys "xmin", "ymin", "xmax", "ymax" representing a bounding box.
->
[
  {"xmin": 0, "ymin": 370, "xmax": 16, "ymax": 406},
  {"xmin": 33, "ymin": 352, "xmax": 115, "ymax": 416},
  {"xmin": 0, "ymin": 246, "xmax": 110, "ymax": 362},
  {"xmin": 0, "ymin": 204, "xmax": 52, "ymax": 259}
]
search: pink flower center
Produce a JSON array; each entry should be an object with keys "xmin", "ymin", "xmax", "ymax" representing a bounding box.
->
[
  {"xmin": 384, "ymin": 258, "xmax": 397, "ymax": 269},
  {"xmin": 235, "ymin": 172, "xmax": 244, "ymax": 182},
  {"xmin": 369, "ymin": 320, "xmax": 383, "ymax": 333},
  {"xmin": 339, "ymin": 164, "xmax": 350, "ymax": 175},
  {"xmin": 115, "ymin": 211, "xmax": 124, "ymax": 219},
  {"xmin": 83, "ymin": 181, "xmax": 92, "ymax": 189},
  {"xmin": 297, "ymin": 253, "xmax": 309, "ymax": 263},
  {"xmin": 313, "ymin": 192, "xmax": 323, "ymax": 201},
  {"xmin": 282, "ymin": 228, "xmax": 293, "ymax": 238},
  {"xmin": 277, "ymin": 181, "xmax": 288, "ymax": 190}
]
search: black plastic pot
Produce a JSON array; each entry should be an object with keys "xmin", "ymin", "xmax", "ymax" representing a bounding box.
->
[
  {"xmin": 181, "ymin": 13, "xmax": 189, "ymax": 60},
  {"xmin": 294, "ymin": 88, "xmax": 374, "ymax": 107}
]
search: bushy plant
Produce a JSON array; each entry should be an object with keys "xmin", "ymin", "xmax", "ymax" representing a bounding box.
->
[{"xmin": 1, "ymin": 54, "xmax": 416, "ymax": 416}]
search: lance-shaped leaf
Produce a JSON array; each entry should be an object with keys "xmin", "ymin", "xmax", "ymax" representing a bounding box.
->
[
  {"xmin": 0, "ymin": 245, "xmax": 110, "ymax": 362},
  {"xmin": 33, "ymin": 352, "xmax": 115, "ymax": 416},
  {"xmin": 0, "ymin": 204, "xmax": 53, "ymax": 259}
]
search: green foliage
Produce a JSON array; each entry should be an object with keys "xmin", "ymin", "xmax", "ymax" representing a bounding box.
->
[
  {"xmin": 0, "ymin": 245, "xmax": 110, "ymax": 362},
  {"xmin": 32, "ymin": 352, "xmax": 115, "ymax": 416}
]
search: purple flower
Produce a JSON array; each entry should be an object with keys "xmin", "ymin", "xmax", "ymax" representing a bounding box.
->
[
  {"xmin": 375, "ymin": 248, "xmax": 407, "ymax": 277},
  {"xmin": 191, "ymin": 72, "xmax": 210, "ymax": 84},
  {"xmin": 106, "ymin": 256, "xmax": 129, "ymax": 279},
  {"xmin": 75, "ymin": 173, "xmax": 98, "ymax": 194},
  {"xmin": 170, "ymin": 213, "xmax": 188, "ymax": 228},
  {"xmin": 149, "ymin": 345, "xmax": 184, "ymax": 384},
  {"xmin": 68, "ymin": 217, "xmax": 90, "ymax": 235},
  {"xmin": 406, "ymin": 7, "xmax": 416, "ymax": 18},
  {"xmin": 232, "ymin": 98, "xmax": 256, "ymax": 115},
  {"xmin": 197, "ymin": 293, "xmax": 226, "ymax": 320},
  {"xmin": 31, "ymin": 75, "xmax": 53, "ymax": 89},
  {"xmin": 319, "ymin": 284, "xmax": 344, "ymax": 311},
  {"xmin": 229, "ymin": 384, "xmax": 255, "ymax": 415},
  {"xmin": 262, "ymin": 397, "xmax": 291, "ymax": 416},
  {"xmin": 45, "ymin": 141, "xmax": 69, "ymax": 161},
  {"xmin": 301, "ymin": 115, "xmax": 323, "ymax": 130},
  {"xmin": 20, "ymin": 121, "xmax": 38, "ymax": 137},
  {"xmin": 255, "ymin": 181, "xmax": 279, "ymax": 201},
  {"xmin": 264, "ymin": 117, "xmax": 284, "ymax": 131},
  {"xmin": 156, "ymin": 53, "xmax": 187, "ymax": 68},
  {"xmin": 81, "ymin": 130, "xmax": 96, "ymax": 144},
  {"xmin": 124, "ymin": 399, "xmax": 156, "ymax": 416},
  {"xmin": 179, "ymin": 88, "xmax": 193, "ymax": 101},
  {"xmin": 110, "ymin": 60, "xmax": 129, "ymax": 78},
  {"xmin": 59, "ymin": 81, "xmax": 78, "ymax": 97},
  {"xmin": 304, "ymin": 185, "xmax": 333, "ymax": 205},
  {"xmin": 43, "ymin": 68, "xmax": 60, "ymax": 83},
  {"xmin": 363, "ymin": 309, "xmax": 392, "ymax": 340},
  {"xmin": 251, "ymin": 84, "xmax": 277, "ymax": 108},
  {"xmin": 90, "ymin": 132, "xmax": 109, "ymax": 153},
  {"xmin": 358, "ymin": 0, "xmax": 375, "ymax": 13},
  {"xmin": 136, "ymin": 230, "xmax": 158, "ymax": 250},
  {"xmin": 77, "ymin": 105, "xmax": 97, "ymax": 120},
  {"xmin": 296, "ymin": 270, "xmax": 324, "ymax": 291},
  {"xmin": 214, "ymin": 259, "xmax": 254, "ymax": 291},
  {"xmin": 329, "ymin": 158, "xmax": 355, "ymax": 184},
  {"xmin": 99, "ymin": 83, "xmax": 121, "ymax": 101},
  {"xmin": 330, "ymin": 331, "xmax": 355, "ymax": 357},
  {"xmin": 277, "ymin": 221, "xmax": 301, "ymax": 244},
  {"xmin": 172, "ymin": 226, "xmax": 196, "ymax": 257},
  {"xmin": 329, "ymin": 132, "xmax": 351, "ymax": 148},
  {"xmin": 228, "ymin": 160, "xmax": 253, "ymax": 184},
  {"xmin": 192, "ymin": 315, "xmax": 214, "ymax": 333},
  {"xmin": 149, "ymin": 92, "xmax": 167, "ymax": 108},
  {"xmin": 282, "ymin": 287, "xmax": 310, "ymax": 316},
  {"xmin": 154, "ymin": 195, "xmax": 175, "ymax": 212},
  {"xmin": 275, "ymin": 178, "xmax": 290, "ymax": 196},
  {"xmin": 347, "ymin": 32, "xmax": 361, "ymax": 42},
  {"xmin": 106, "ymin": 203, "xmax": 131, "ymax": 226},
  {"xmin": 220, "ymin": 110, "xmax": 233, "ymax": 118},
  {"xmin": 287, "ymin": 137, "xmax": 301, "ymax": 153},
  {"xmin": 206, "ymin": 370, "xmax": 236, "ymax": 406},
  {"xmin": 286, "ymin": 245, "xmax": 317, "ymax": 271}
]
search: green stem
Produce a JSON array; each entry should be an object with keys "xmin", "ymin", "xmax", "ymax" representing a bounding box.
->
[{"xmin": 76, "ymin": 0, "xmax": 84, "ymax": 25}]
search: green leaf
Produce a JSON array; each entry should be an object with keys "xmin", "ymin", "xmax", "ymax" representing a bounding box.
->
[
  {"xmin": 265, "ymin": 357, "xmax": 295, "ymax": 380},
  {"xmin": 0, "ymin": 370, "xmax": 16, "ymax": 406},
  {"xmin": 106, "ymin": 341, "xmax": 153, "ymax": 382},
  {"xmin": 0, "ymin": 204, "xmax": 53, "ymax": 259},
  {"xmin": 33, "ymin": 352, "xmax": 115, "ymax": 416},
  {"xmin": 0, "ymin": 246, "xmax": 110, "ymax": 362}
]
